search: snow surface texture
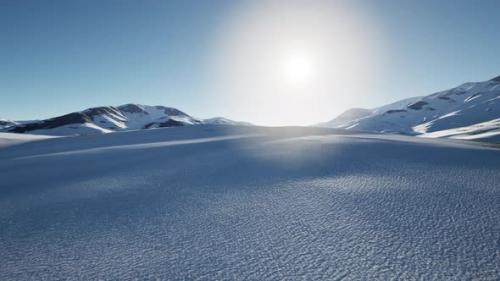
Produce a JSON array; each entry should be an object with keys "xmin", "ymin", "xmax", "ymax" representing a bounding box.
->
[
  {"xmin": 1, "ymin": 125, "xmax": 499, "ymax": 280},
  {"xmin": 321, "ymin": 76, "xmax": 500, "ymax": 142}
]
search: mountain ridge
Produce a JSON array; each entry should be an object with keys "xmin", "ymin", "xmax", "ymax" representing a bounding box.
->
[
  {"xmin": 321, "ymin": 76, "xmax": 500, "ymax": 142},
  {"xmin": 1, "ymin": 103, "xmax": 248, "ymax": 136}
]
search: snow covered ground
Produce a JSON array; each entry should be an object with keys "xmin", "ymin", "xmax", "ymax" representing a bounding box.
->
[
  {"xmin": 0, "ymin": 132, "xmax": 55, "ymax": 148},
  {"xmin": 0, "ymin": 125, "xmax": 499, "ymax": 280}
]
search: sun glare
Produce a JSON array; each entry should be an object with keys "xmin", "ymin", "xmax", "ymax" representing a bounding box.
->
[
  {"xmin": 284, "ymin": 51, "xmax": 315, "ymax": 86},
  {"xmin": 207, "ymin": 1, "xmax": 380, "ymax": 125}
]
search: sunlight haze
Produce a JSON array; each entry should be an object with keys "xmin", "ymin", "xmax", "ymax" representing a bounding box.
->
[{"xmin": 205, "ymin": 0, "xmax": 381, "ymax": 125}]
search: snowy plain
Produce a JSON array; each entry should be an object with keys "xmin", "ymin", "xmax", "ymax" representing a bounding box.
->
[{"xmin": 0, "ymin": 125, "xmax": 499, "ymax": 280}]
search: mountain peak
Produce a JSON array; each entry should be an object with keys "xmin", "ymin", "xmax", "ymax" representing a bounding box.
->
[
  {"xmin": 203, "ymin": 117, "xmax": 253, "ymax": 126},
  {"xmin": 318, "ymin": 108, "xmax": 372, "ymax": 128},
  {"xmin": 117, "ymin": 104, "xmax": 190, "ymax": 117},
  {"xmin": 0, "ymin": 118, "xmax": 17, "ymax": 129},
  {"xmin": 320, "ymin": 75, "xmax": 500, "ymax": 141},
  {"xmin": 490, "ymin": 75, "xmax": 500, "ymax": 82},
  {"xmin": 2, "ymin": 104, "xmax": 245, "ymax": 136}
]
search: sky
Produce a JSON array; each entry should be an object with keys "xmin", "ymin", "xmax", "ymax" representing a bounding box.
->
[{"xmin": 1, "ymin": 0, "xmax": 500, "ymax": 125}]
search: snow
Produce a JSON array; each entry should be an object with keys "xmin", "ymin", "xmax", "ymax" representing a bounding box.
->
[
  {"xmin": 320, "ymin": 77, "xmax": 500, "ymax": 142},
  {"xmin": 2, "ymin": 104, "xmax": 248, "ymax": 136},
  {"xmin": 0, "ymin": 119, "xmax": 17, "ymax": 130},
  {"xmin": 118, "ymin": 104, "xmax": 193, "ymax": 129},
  {"xmin": 0, "ymin": 125, "xmax": 499, "ymax": 280},
  {"xmin": 28, "ymin": 122, "xmax": 113, "ymax": 136},
  {"xmin": 317, "ymin": 108, "xmax": 372, "ymax": 128},
  {"xmin": 203, "ymin": 116, "xmax": 253, "ymax": 126},
  {"xmin": 419, "ymin": 118, "xmax": 500, "ymax": 142},
  {"xmin": 0, "ymin": 132, "xmax": 55, "ymax": 148},
  {"xmin": 92, "ymin": 114, "xmax": 127, "ymax": 130}
]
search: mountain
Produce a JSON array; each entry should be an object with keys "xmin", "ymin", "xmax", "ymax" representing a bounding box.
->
[
  {"xmin": 3, "ymin": 104, "xmax": 245, "ymax": 136},
  {"xmin": 317, "ymin": 108, "xmax": 372, "ymax": 127},
  {"xmin": 203, "ymin": 117, "xmax": 253, "ymax": 126},
  {"xmin": 0, "ymin": 119, "xmax": 17, "ymax": 130},
  {"xmin": 320, "ymin": 97, "xmax": 424, "ymax": 129},
  {"xmin": 321, "ymin": 76, "xmax": 500, "ymax": 142}
]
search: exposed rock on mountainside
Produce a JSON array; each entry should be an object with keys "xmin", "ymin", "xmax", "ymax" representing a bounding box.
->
[
  {"xmin": 321, "ymin": 76, "xmax": 500, "ymax": 142},
  {"xmin": 2, "ymin": 104, "xmax": 245, "ymax": 136}
]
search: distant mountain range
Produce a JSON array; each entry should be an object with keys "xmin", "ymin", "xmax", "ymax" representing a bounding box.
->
[
  {"xmin": 2, "ymin": 75, "xmax": 499, "ymax": 142},
  {"xmin": 319, "ymin": 75, "xmax": 500, "ymax": 142},
  {"xmin": 0, "ymin": 104, "xmax": 250, "ymax": 136}
]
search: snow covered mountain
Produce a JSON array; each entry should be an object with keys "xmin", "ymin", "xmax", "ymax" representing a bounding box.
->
[
  {"xmin": 3, "ymin": 104, "xmax": 245, "ymax": 136},
  {"xmin": 0, "ymin": 119, "xmax": 17, "ymax": 130},
  {"xmin": 317, "ymin": 108, "xmax": 372, "ymax": 128},
  {"xmin": 202, "ymin": 116, "xmax": 253, "ymax": 126},
  {"xmin": 321, "ymin": 76, "xmax": 500, "ymax": 142}
]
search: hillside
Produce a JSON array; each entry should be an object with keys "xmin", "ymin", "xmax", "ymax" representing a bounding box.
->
[
  {"xmin": 321, "ymin": 76, "xmax": 500, "ymax": 142},
  {"xmin": 1, "ymin": 104, "xmax": 247, "ymax": 136}
]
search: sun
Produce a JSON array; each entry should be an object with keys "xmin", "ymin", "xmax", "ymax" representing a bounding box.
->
[
  {"xmin": 283, "ymin": 51, "xmax": 316, "ymax": 86},
  {"xmin": 207, "ymin": 0, "xmax": 378, "ymax": 125}
]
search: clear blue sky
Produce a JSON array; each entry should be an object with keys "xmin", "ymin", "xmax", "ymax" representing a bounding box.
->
[{"xmin": 1, "ymin": 0, "xmax": 500, "ymax": 125}]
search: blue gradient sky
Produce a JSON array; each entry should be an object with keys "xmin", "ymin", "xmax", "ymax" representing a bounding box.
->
[{"xmin": 1, "ymin": 0, "xmax": 500, "ymax": 125}]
